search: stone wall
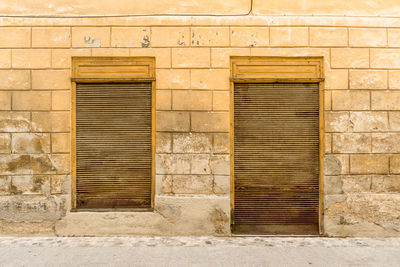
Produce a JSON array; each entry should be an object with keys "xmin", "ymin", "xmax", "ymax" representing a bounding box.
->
[{"xmin": 0, "ymin": 11, "xmax": 400, "ymax": 236}]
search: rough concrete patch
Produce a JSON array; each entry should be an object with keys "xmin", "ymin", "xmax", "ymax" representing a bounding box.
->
[
  {"xmin": 324, "ymin": 175, "xmax": 344, "ymax": 195},
  {"xmin": 210, "ymin": 207, "xmax": 228, "ymax": 235},
  {"xmin": 324, "ymin": 155, "xmax": 342, "ymax": 175}
]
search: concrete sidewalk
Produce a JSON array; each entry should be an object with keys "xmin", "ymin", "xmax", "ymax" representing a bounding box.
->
[{"xmin": 0, "ymin": 237, "xmax": 399, "ymax": 267}]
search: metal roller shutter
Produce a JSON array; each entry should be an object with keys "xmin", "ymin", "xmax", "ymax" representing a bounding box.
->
[
  {"xmin": 233, "ymin": 83, "xmax": 320, "ymax": 235},
  {"xmin": 75, "ymin": 83, "xmax": 152, "ymax": 209}
]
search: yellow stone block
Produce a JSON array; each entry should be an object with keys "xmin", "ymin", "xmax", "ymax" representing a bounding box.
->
[
  {"xmin": 324, "ymin": 91, "xmax": 332, "ymax": 110},
  {"xmin": 52, "ymin": 91, "xmax": 71, "ymax": 111},
  {"xmin": 324, "ymin": 133, "xmax": 332, "ymax": 153},
  {"xmin": 156, "ymin": 111, "xmax": 190, "ymax": 132},
  {"xmin": 51, "ymin": 175, "xmax": 68, "ymax": 194},
  {"xmin": 349, "ymin": 112, "xmax": 388, "ymax": 132},
  {"xmin": 12, "ymin": 91, "xmax": 51, "ymax": 111},
  {"xmin": 172, "ymin": 90, "xmax": 212, "ymax": 110},
  {"xmin": 372, "ymin": 92, "xmax": 400, "ymax": 110},
  {"xmin": 191, "ymin": 27, "xmax": 229, "ymax": 47},
  {"xmin": 191, "ymin": 112, "xmax": 229, "ymax": 132},
  {"xmin": 111, "ymin": 27, "xmax": 150, "ymax": 47},
  {"xmin": 32, "ymin": 70, "xmax": 70, "ymax": 90},
  {"xmin": 32, "ymin": 112, "xmax": 70, "ymax": 132},
  {"xmin": 349, "ymin": 28, "xmax": 387, "ymax": 47},
  {"xmin": 389, "ymin": 112, "xmax": 400, "ymax": 131},
  {"xmin": 349, "ymin": 70, "xmax": 387, "ymax": 89},
  {"xmin": 0, "ymin": 133, "xmax": 11, "ymax": 153},
  {"xmin": 151, "ymin": 27, "xmax": 190, "ymax": 47},
  {"xmin": 390, "ymin": 155, "xmax": 400, "ymax": 174},
  {"xmin": 325, "ymin": 70, "xmax": 348, "ymax": 90},
  {"xmin": 230, "ymin": 27, "xmax": 269, "ymax": 47},
  {"xmin": 12, "ymin": 49, "xmax": 51, "ymax": 69},
  {"xmin": 91, "ymin": 48, "xmax": 129, "ymax": 56},
  {"xmin": 371, "ymin": 49, "xmax": 400, "ymax": 68},
  {"xmin": 388, "ymin": 29, "xmax": 400, "ymax": 47},
  {"xmin": 270, "ymin": 27, "xmax": 308, "ymax": 47},
  {"xmin": 211, "ymin": 48, "xmax": 250, "ymax": 68},
  {"xmin": 325, "ymin": 111, "xmax": 350, "ymax": 132},
  {"xmin": 51, "ymin": 133, "xmax": 70, "ymax": 153},
  {"xmin": 156, "ymin": 69, "xmax": 190, "ymax": 89},
  {"xmin": 191, "ymin": 69, "xmax": 230, "ymax": 90},
  {"xmin": 155, "ymin": 133, "xmax": 171, "ymax": 153},
  {"xmin": 389, "ymin": 71, "xmax": 400, "ymax": 89},
  {"xmin": 130, "ymin": 48, "xmax": 171, "ymax": 68},
  {"xmin": 332, "ymin": 133, "xmax": 371, "ymax": 153},
  {"xmin": 331, "ymin": 48, "xmax": 369, "ymax": 68},
  {"xmin": 172, "ymin": 48, "xmax": 210, "ymax": 68},
  {"xmin": 213, "ymin": 133, "xmax": 230, "ymax": 154},
  {"xmin": 0, "ymin": 50, "xmax": 11, "ymax": 68},
  {"xmin": 156, "ymin": 90, "xmax": 171, "ymax": 110},
  {"xmin": 0, "ymin": 92, "xmax": 11, "ymax": 110},
  {"xmin": 310, "ymin": 27, "xmax": 347, "ymax": 47},
  {"xmin": 11, "ymin": 133, "xmax": 50, "ymax": 154},
  {"xmin": 350, "ymin": 154, "xmax": 388, "ymax": 174},
  {"xmin": 0, "ymin": 70, "xmax": 30, "ymax": 90},
  {"xmin": 372, "ymin": 133, "xmax": 400, "ymax": 153},
  {"xmin": 332, "ymin": 91, "xmax": 370, "ymax": 110},
  {"xmin": 32, "ymin": 27, "xmax": 71, "ymax": 48},
  {"xmin": 213, "ymin": 91, "xmax": 229, "ymax": 111},
  {"xmin": 0, "ymin": 27, "xmax": 30, "ymax": 48},
  {"xmin": 52, "ymin": 48, "xmax": 91, "ymax": 68},
  {"xmin": 72, "ymin": 27, "xmax": 111, "ymax": 47}
]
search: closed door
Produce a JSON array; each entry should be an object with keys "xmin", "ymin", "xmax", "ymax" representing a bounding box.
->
[{"xmin": 233, "ymin": 83, "xmax": 320, "ymax": 235}]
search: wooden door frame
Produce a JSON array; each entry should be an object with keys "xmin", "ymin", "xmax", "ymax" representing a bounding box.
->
[
  {"xmin": 229, "ymin": 56, "xmax": 325, "ymax": 235},
  {"xmin": 71, "ymin": 57, "xmax": 156, "ymax": 211}
]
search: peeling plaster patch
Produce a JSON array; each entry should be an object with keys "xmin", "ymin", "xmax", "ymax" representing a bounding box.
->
[
  {"xmin": 84, "ymin": 36, "xmax": 101, "ymax": 47},
  {"xmin": 141, "ymin": 35, "xmax": 150, "ymax": 48}
]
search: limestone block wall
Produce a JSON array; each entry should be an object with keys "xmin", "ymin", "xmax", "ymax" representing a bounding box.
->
[{"xmin": 0, "ymin": 15, "xmax": 399, "ymax": 236}]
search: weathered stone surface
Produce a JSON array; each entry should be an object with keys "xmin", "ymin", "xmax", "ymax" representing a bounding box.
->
[
  {"xmin": 350, "ymin": 154, "xmax": 389, "ymax": 174},
  {"xmin": 191, "ymin": 154, "xmax": 211, "ymax": 174},
  {"xmin": 389, "ymin": 70, "xmax": 400, "ymax": 89},
  {"xmin": 191, "ymin": 69, "xmax": 230, "ymax": 90},
  {"xmin": 231, "ymin": 27, "xmax": 269, "ymax": 47},
  {"xmin": 172, "ymin": 133, "xmax": 212, "ymax": 153},
  {"xmin": 156, "ymin": 69, "xmax": 191, "ymax": 89},
  {"xmin": 12, "ymin": 49, "xmax": 51, "ymax": 69},
  {"xmin": 111, "ymin": 27, "xmax": 150, "ymax": 48},
  {"xmin": 331, "ymin": 48, "xmax": 369, "ymax": 68},
  {"xmin": 155, "ymin": 175, "xmax": 173, "ymax": 195},
  {"xmin": 50, "ymin": 175, "xmax": 69, "ymax": 195},
  {"xmin": 210, "ymin": 48, "xmax": 250, "ymax": 68},
  {"xmin": 390, "ymin": 155, "xmax": 400, "ymax": 174},
  {"xmin": 51, "ymin": 48, "xmax": 91, "ymax": 68},
  {"xmin": 0, "ymin": 70, "xmax": 30, "ymax": 90},
  {"xmin": 341, "ymin": 175, "xmax": 372, "ymax": 194},
  {"xmin": 52, "ymin": 91, "xmax": 71, "ymax": 111},
  {"xmin": 349, "ymin": 70, "xmax": 387, "ymax": 89},
  {"xmin": 371, "ymin": 175, "xmax": 400, "ymax": 193},
  {"xmin": 349, "ymin": 28, "xmax": 387, "ymax": 47},
  {"xmin": 324, "ymin": 70, "xmax": 348, "ymax": 90},
  {"xmin": 72, "ymin": 27, "xmax": 110, "ymax": 47},
  {"xmin": 325, "ymin": 133, "xmax": 332, "ymax": 153},
  {"xmin": 323, "ymin": 155, "xmax": 342, "ymax": 176},
  {"xmin": 212, "ymin": 91, "xmax": 229, "ymax": 111},
  {"xmin": 172, "ymin": 175, "xmax": 213, "ymax": 194},
  {"xmin": 213, "ymin": 175, "xmax": 230, "ymax": 194},
  {"xmin": 324, "ymin": 176, "xmax": 343, "ymax": 195},
  {"xmin": 191, "ymin": 112, "xmax": 229, "ymax": 132},
  {"xmin": 32, "ymin": 70, "xmax": 70, "ymax": 90},
  {"xmin": 389, "ymin": 112, "xmax": 400, "ymax": 131},
  {"xmin": 213, "ymin": 133, "xmax": 230, "ymax": 154},
  {"xmin": 332, "ymin": 133, "xmax": 371, "ymax": 153},
  {"xmin": 371, "ymin": 49, "xmax": 400, "ymax": 68},
  {"xmin": 332, "ymin": 91, "xmax": 370, "ymax": 110},
  {"xmin": 151, "ymin": 27, "xmax": 190, "ymax": 47},
  {"xmin": 32, "ymin": 27, "xmax": 71, "ymax": 48},
  {"xmin": 50, "ymin": 155, "xmax": 70, "ymax": 174},
  {"xmin": 191, "ymin": 27, "xmax": 229, "ymax": 47},
  {"xmin": 156, "ymin": 154, "xmax": 191, "ymax": 175},
  {"xmin": 156, "ymin": 133, "xmax": 172, "ymax": 153},
  {"xmin": 372, "ymin": 92, "xmax": 400, "ymax": 110},
  {"xmin": 310, "ymin": 27, "xmax": 347, "ymax": 47},
  {"xmin": 12, "ymin": 133, "xmax": 51, "ymax": 154},
  {"xmin": 156, "ymin": 112, "xmax": 190, "ymax": 132},
  {"xmin": 372, "ymin": 133, "xmax": 400, "ymax": 153},
  {"xmin": 349, "ymin": 112, "xmax": 388, "ymax": 132},
  {"xmin": 0, "ymin": 176, "xmax": 10, "ymax": 195},
  {"xmin": 0, "ymin": 220, "xmax": 55, "ymax": 236},
  {"xmin": 325, "ymin": 112, "xmax": 349, "ymax": 132},
  {"xmin": 0, "ymin": 195, "xmax": 66, "ymax": 222},
  {"xmin": 12, "ymin": 91, "xmax": 51, "ymax": 111},
  {"xmin": 32, "ymin": 112, "xmax": 70, "ymax": 132},
  {"xmin": 0, "ymin": 27, "xmax": 30, "ymax": 48},
  {"xmin": 0, "ymin": 134, "xmax": 11, "ymax": 154},
  {"xmin": 32, "ymin": 155, "xmax": 56, "ymax": 174},
  {"xmin": 210, "ymin": 155, "xmax": 230, "ymax": 175},
  {"xmin": 0, "ymin": 92, "xmax": 11, "ymax": 110},
  {"xmin": 11, "ymin": 175, "xmax": 50, "ymax": 195}
]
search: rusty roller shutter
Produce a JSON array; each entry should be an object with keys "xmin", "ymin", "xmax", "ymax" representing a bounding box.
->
[
  {"xmin": 233, "ymin": 83, "xmax": 320, "ymax": 235},
  {"xmin": 76, "ymin": 83, "xmax": 152, "ymax": 209}
]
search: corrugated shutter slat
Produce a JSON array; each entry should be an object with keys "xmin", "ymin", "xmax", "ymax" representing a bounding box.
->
[
  {"xmin": 233, "ymin": 83, "xmax": 320, "ymax": 235},
  {"xmin": 76, "ymin": 83, "xmax": 152, "ymax": 209}
]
